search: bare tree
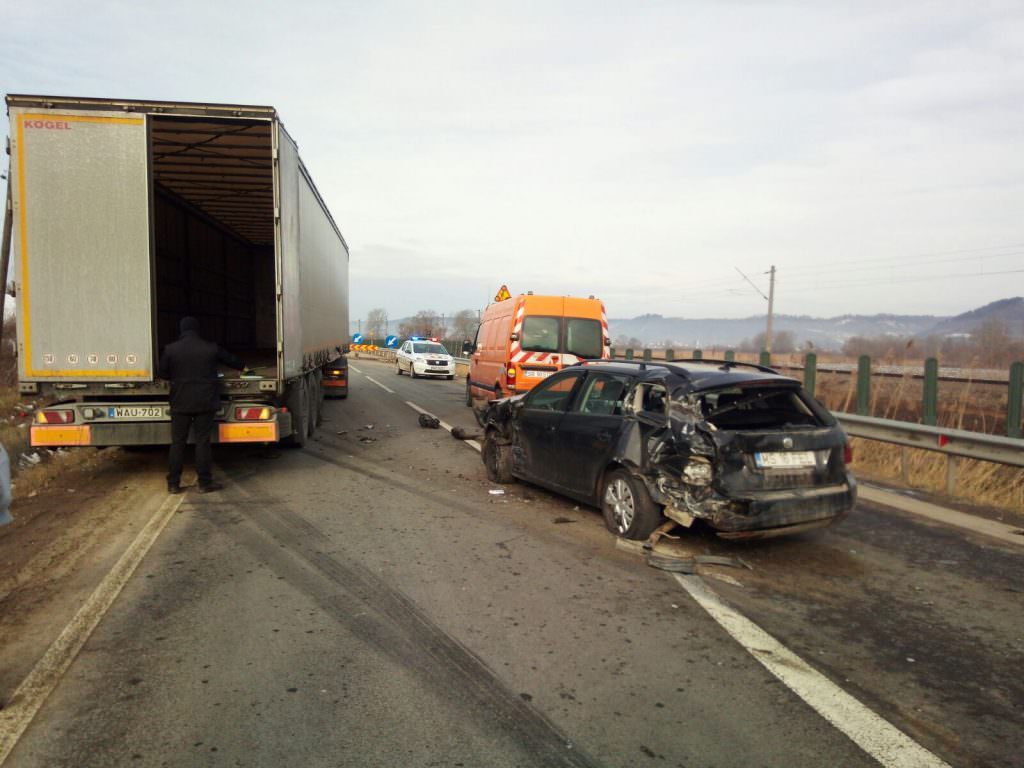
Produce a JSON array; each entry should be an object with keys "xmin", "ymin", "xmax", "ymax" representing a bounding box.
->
[
  {"xmin": 366, "ymin": 308, "xmax": 388, "ymax": 341},
  {"xmin": 409, "ymin": 309, "xmax": 441, "ymax": 337},
  {"xmin": 451, "ymin": 309, "xmax": 478, "ymax": 340}
]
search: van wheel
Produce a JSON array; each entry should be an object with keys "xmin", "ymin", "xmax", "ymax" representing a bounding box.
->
[
  {"xmin": 601, "ymin": 469, "xmax": 661, "ymax": 540},
  {"xmin": 465, "ymin": 377, "xmax": 473, "ymax": 406}
]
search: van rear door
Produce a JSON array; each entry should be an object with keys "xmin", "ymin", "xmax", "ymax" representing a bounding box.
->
[{"xmin": 10, "ymin": 106, "xmax": 153, "ymax": 381}]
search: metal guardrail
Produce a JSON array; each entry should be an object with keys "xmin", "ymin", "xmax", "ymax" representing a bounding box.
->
[{"xmin": 836, "ymin": 413, "xmax": 1024, "ymax": 468}]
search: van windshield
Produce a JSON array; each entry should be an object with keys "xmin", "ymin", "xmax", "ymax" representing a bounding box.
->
[
  {"xmin": 521, "ymin": 317, "xmax": 559, "ymax": 353},
  {"xmin": 566, "ymin": 318, "xmax": 602, "ymax": 359}
]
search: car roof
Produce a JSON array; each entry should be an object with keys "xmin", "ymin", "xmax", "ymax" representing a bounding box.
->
[{"xmin": 575, "ymin": 359, "xmax": 800, "ymax": 391}]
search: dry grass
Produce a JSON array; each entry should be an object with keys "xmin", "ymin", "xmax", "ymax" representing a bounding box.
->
[{"xmin": 849, "ymin": 438, "xmax": 1024, "ymax": 515}]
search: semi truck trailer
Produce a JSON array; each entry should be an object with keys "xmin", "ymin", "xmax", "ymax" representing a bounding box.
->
[{"xmin": 4, "ymin": 94, "xmax": 349, "ymax": 448}]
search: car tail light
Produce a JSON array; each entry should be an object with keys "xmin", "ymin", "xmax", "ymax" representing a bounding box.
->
[
  {"xmin": 235, "ymin": 406, "xmax": 272, "ymax": 421},
  {"xmin": 843, "ymin": 443, "xmax": 853, "ymax": 464},
  {"xmin": 36, "ymin": 409, "xmax": 74, "ymax": 424},
  {"xmin": 506, "ymin": 366, "xmax": 517, "ymax": 387}
]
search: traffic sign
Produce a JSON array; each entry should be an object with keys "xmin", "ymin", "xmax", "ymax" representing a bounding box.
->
[
  {"xmin": 352, "ymin": 333, "xmax": 363, "ymax": 344},
  {"xmin": 494, "ymin": 284, "xmax": 512, "ymax": 302},
  {"xmin": 385, "ymin": 335, "xmax": 398, "ymax": 348}
]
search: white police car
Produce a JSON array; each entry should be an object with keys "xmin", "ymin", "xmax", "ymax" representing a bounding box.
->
[{"xmin": 396, "ymin": 338, "xmax": 455, "ymax": 379}]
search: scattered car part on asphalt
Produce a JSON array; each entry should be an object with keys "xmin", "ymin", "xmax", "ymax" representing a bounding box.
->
[{"xmin": 418, "ymin": 413, "xmax": 441, "ymax": 429}]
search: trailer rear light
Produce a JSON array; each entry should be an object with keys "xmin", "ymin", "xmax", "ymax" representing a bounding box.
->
[
  {"xmin": 36, "ymin": 409, "xmax": 74, "ymax": 424},
  {"xmin": 329, "ymin": 369, "xmax": 344, "ymax": 376},
  {"xmin": 235, "ymin": 406, "xmax": 272, "ymax": 421},
  {"xmin": 843, "ymin": 443, "xmax": 853, "ymax": 464}
]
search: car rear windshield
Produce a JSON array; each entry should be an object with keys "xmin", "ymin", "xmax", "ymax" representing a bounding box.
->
[
  {"xmin": 521, "ymin": 317, "xmax": 560, "ymax": 353},
  {"xmin": 566, "ymin": 318, "xmax": 602, "ymax": 359},
  {"xmin": 688, "ymin": 384, "xmax": 826, "ymax": 430},
  {"xmin": 413, "ymin": 342, "xmax": 448, "ymax": 354}
]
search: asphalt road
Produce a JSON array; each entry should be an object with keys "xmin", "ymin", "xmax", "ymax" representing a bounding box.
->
[{"xmin": 1, "ymin": 357, "xmax": 1020, "ymax": 767}]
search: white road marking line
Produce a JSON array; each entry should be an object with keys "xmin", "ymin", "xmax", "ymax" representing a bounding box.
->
[
  {"xmin": 405, "ymin": 400, "xmax": 482, "ymax": 453},
  {"xmin": 673, "ymin": 574, "xmax": 951, "ymax": 768},
  {"xmin": 348, "ymin": 364, "xmax": 363, "ymax": 374},
  {"xmin": 0, "ymin": 493, "xmax": 185, "ymax": 765},
  {"xmin": 364, "ymin": 375, "xmax": 395, "ymax": 394},
  {"xmin": 859, "ymin": 483, "xmax": 1023, "ymax": 547}
]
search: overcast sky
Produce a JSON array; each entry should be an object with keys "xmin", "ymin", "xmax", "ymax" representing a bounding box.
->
[{"xmin": 3, "ymin": 1, "xmax": 1023, "ymax": 323}]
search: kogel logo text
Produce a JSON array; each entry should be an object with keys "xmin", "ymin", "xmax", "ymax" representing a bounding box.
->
[{"xmin": 24, "ymin": 119, "xmax": 72, "ymax": 130}]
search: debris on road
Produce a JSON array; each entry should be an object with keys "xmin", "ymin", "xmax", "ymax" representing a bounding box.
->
[
  {"xmin": 418, "ymin": 413, "xmax": 441, "ymax": 429},
  {"xmin": 360, "ymin": 424, "xmax": 375, "ymax": 431},
  {"xmin": 336, "ymin": 430, "xmax": 348, "ymax": 436},
  {"xmin": 552, "ymin": 517, "xmax": 576, "ymax": 524},
  {"xmin": 451, "ymin": 426, "xmax": 482, "ymax": 441},
  {"xmin": 645, "ymin": 553, "xmax": 697, "ymax": 574},
  {"xmin": 489, "ymin": 489, "xmax": 505, "ymax": 496},
  {"xmin": 357, "ymin": 436, "xmax": 376, "ymax": 444},
  {"xmin": 694, "ymin": 555, "xmax": 753, "ymax": 571}
]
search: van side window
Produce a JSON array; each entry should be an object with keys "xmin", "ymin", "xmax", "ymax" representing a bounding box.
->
[{"xmin": 521, "ymin": 316, "xmax": 559, "ymax": 353}]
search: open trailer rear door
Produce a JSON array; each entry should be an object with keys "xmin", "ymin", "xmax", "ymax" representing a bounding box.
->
[{"xmin": 10, "ymin": 104, "xmax": 154, "ymax": 381}]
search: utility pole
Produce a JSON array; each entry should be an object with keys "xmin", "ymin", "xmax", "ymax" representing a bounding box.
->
[{"xmin": 765, "ymin": 265, "xmax": 776, "ymax": 353}]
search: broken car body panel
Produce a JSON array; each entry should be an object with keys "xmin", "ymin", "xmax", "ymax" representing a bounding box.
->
[{"xmin": 483, "ymin": 360, "xmax": 856, "ymax": 538}]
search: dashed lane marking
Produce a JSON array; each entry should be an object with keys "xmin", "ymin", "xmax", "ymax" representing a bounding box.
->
[
  {"xmin": 0, "ymin": 493, "xmax": 185, "ymax": 765},
  {"xmin": 405, "ymin": 400, "xmax": 482, "ymax": 452},
  {"xmin": 364, "ymin": 375, "xmax": 395, "ymax": 394},
  {"xmin": 674, "ymin": 574, "xmax": 951, "ymax": 768}
]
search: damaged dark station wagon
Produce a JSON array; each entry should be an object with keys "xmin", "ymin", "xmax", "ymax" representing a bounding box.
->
[{"xmin": 482, "ymin": 359, "xmax": 856, "ymax": 540}]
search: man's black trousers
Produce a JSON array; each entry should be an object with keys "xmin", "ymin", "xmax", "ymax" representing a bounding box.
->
[{"xmin": 168, "ymin": 411, "xmax": 216, "ymax": 487}]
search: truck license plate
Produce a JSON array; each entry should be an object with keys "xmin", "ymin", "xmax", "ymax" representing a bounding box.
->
[
  {"xmin": 755, "ymin": 451, "xmax": 816, "ymax": 468},
  {"xmin": 108, "ymin": 406, "xmax": 164, "ymax": 420}
]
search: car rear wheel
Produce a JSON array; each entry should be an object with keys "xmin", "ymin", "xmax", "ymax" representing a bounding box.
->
[
  {"xmin": 483, "ymin": 432, "xmax": 515, "ymax": 484},
  {"xmin": 601, "ymin": 469, "xmax": 661, "ymax": 540}
]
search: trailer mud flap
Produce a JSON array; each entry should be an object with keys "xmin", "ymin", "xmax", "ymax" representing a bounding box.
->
[{"xmin": 31, "ymin": 425, "xmax": 92, "ymax": 446}]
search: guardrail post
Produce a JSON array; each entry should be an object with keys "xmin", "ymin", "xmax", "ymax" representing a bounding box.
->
[
  {"xmin": 945, "ymin": 455, "xmax": 958, "ymax": 496},
  {"xmin": 804, "ymin": 352, "xmax": 817, "ymax": 395},
  {"xmin": 643, "ymin": 348, "xmax": 652, "ymax": 362},
  {"xmin": 922, "ymin": 357, "xmax": 938, "ymax": 426},
  {"xmin": 625, "ymin": 348, "xmax": 634, "ymax": 360},
  {"xmin": 759, "ymin": 350, "xmax": 770, "ymax": 367},
  {"xmin": 724, "ymin": 350, "xmax": 735, "ymax": 362},
  {"xmin": 693, "ymin": 349, "xmax": 702, "ymax": 360},
  {"xmin": 1007, "ymin": 361, "xmax": 1023, "ymax": 438},
  {"xmin": 665, "ymin": 348, "xmax": 675, "ymax": 361},
  {"xmin": 856, "ymin": 355, "xmax": 871, "ymax": 415}
]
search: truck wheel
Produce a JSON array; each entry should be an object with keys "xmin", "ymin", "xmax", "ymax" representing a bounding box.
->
[
  {"xmin": 284, "ymin": 379, "xmax": 309, "ymax": 448},
  {"xmin": 483, "ymin": 432, "xmax": 515, "ymax": 484},
  {"xmin": 600, "ymin": 469, "xmax": 661, "ymax": 540},
  {"xmin": 307, "ymin": 375, "xmax": 318, "ymax": 437}
]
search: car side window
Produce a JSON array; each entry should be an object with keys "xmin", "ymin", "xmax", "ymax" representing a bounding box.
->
[
  {"xmin": 629, "ymin": 382, "xmax": 668, "ymax": 416},
  {"xmin": 576, "ymin": 373, "xmax": 631, "ymax": 415},
  {"xmin": 523, "ymin": 372, "xmax": 582, "ymax": 412}
]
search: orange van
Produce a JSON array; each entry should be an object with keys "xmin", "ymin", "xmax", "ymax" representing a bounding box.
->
[{"xmin": 466, "ymin": 293, "xmax": 610, "ymax": 406}]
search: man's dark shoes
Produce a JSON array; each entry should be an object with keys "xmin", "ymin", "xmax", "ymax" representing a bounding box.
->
[
  {"xmin": 197, "ymin": 481, "xmax": 224, "ymax": 494},
  {"xmin": 168, "ymin": 482, "xmax": 182, "ymax": 494}
]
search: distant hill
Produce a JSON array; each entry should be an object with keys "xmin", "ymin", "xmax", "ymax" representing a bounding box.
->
[
  {"xmin": 920, "ymin": 297, "xmax": 1024, "ymax": 338},
  {"xmin": 609, "ymin": 298, "xmax": 1024, "ymax": 350},
  {"xmin": 608, "ymin": 312, "xmax": 941, "ymax": 350}
]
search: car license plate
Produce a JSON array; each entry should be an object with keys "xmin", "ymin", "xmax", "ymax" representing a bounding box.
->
[
  {"xmin": 523, "ymin": 370, "xmax": 552, "ymax": 378},
  {"xmin": 754, "ymin": 451, "xmax": 816, "ymax": 468},
  {"xmin": 107, "ymin": 406, "xmax": 164, "ymax": 420}
]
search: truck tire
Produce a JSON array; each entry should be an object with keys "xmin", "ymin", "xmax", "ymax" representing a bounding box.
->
[
  {"xmin": 307, "ymin": 375, "xmax": 318, "ymax": 437},
  {"xmin": 313, "ymin": 371, "xmax": 324, "ymax": 426},
  {"xmin": 600, "ymin": 469, "xmax": 661, "ymax": 540},
  {"xmin": 284, "ymin": 379, "xmax": 308, "ymax": 448}
]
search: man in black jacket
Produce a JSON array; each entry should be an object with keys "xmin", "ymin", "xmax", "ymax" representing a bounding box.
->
[{"xmin": 159, "ymin": 317, "xmax": 245, "ymax": 494}]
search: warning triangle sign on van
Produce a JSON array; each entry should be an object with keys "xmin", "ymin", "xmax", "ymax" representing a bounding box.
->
[{"xmin": 494, "ymin": 284, "xmax": 512, "ymax": 302}]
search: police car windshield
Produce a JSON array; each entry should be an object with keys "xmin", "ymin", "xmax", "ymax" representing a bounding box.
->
[{"xmin": 413, "ymin": 342, "xmax": 448, "ymax": 355}]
